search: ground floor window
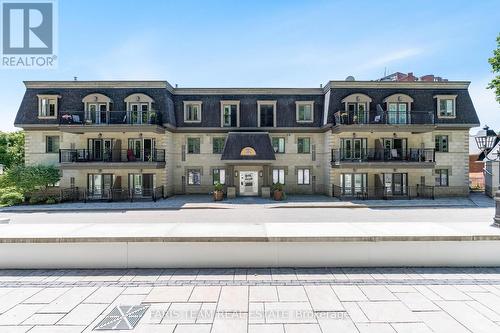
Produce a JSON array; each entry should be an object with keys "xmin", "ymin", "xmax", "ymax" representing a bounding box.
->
[
  {"xmin": 297, "ymin": 168, "xmax": 310, "ymax": 185},
  {"xmin": 213, "ymin": 168, "xmax": 226, "ymax": 185},
  {"xmin": 272, "ymin": 168, "xmax": 285, "ymax": 184},
  {"xmin": 340, "ymin": 173, "xmax": 367, "ymax": 195},
  {"xmin": 188, "ymin": 169, "xmax": 202, "ymax": 185},
  {"xmin": 435, "ymin": 169, "xmax": 449, "ymax": 186},
  {"xmin": 384, "ymin": 173, "xmax": 408, "ymax": 195}
]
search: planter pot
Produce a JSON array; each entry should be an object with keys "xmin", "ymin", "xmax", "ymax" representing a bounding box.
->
[
  {"xmin": 213, "ymin": 191, "xmax": 224, "ymax": 201},
  {"xmin": 273, "ymin": 190, "xmax": 283, "ymax": 201}
]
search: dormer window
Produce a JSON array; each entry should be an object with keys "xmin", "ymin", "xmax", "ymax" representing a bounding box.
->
[
  {"xmin": 38, "ymin": 95, "xmax": 60, "ymax": 118},
  {"xmin": 82, "ymin": 93, "xmax": 111, "ymax": 124},
  {"xmin": 341, "ymin": 94, "xmax": 372, "ymax": 124},
  {"xmin": 220, "ymin": 101, "xmax": 240, "ymax": 127},
  {"xmin": 296, "ymin": 101, "xmax": 314, "ymax": 123},
  {"xmin": 258, "ymin": 101, "xmax": 276, "ymax": 127},
  {"xmin": 383, "ymin": 94, "xmax": 413, "ymax": 124},
  {"xmin": 184, "ymin": 101, "xmax": 202, "ymax": 123},
  {"xmin": 125, "ymin": 93, "xmax": 155, "ymax": 124},
  {"xmin": 434, "ymin": 95, "xmax": 457, "ymax": 118}
]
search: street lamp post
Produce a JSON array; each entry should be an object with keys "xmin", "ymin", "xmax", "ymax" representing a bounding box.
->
[{"xmin": 474, "ymin": 126, "xmax": 500, "ymax": 225}]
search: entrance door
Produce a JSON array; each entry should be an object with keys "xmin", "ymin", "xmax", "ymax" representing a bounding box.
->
[{"xmin": 239, "ymin": 171, "xmax": 258, "ymax": 196}]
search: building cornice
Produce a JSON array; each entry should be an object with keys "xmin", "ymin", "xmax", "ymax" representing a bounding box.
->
[
  {"xmin": 173, "ymin": 88, "xmax": 324, "ymax": 95},
  {"xmin": 324, "ymin": 80, "xmax": 470, "ymax": 91},
  {"xmin": 24, "ymin": 81, "xmax": 173, "ymax": 90}
]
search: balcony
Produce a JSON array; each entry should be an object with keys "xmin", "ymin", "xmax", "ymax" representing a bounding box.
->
[
  {"xmin": 334, "ymin": 110, "xmax": 434, "ymax": 126},
  {"xmin": 59, "ymin": 111, "xmax": 163, "ymax": 126},
  {"xmin": 59, "ymin": 149, "xmax": 166, "ymax": 167},
  {"xmin": 332, "ymin": 184, "xmax": 435, "ymax": 200},
  {"xmin": 331, "ymin": 148, "xmax": 435, "ymax": 167}
]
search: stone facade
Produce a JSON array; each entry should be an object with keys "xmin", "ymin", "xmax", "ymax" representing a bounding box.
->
[{"xmin": 15, "ymin": 80, "xmax": 480, "ymax": 199}]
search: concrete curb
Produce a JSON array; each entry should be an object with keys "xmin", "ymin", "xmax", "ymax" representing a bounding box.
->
[
  {"xmin": 0, "ymin": 218, "xmax": 9, "ymax": 224},
  {"xmin": 0, "ymin": 203, "xmax": 478, "ymax": 213}
]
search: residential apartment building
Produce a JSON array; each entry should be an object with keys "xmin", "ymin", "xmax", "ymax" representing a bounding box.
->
[{"xmin": 14, "ymin": 79, "xmax": 479, "ymax": 200}]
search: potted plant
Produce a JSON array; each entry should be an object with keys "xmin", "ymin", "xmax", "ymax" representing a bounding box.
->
[
  {"xmin": 213, "ymin": 181, "xmax": 224, "ymax": 201},
  {"xmin": 272, "ymin": 183, "xmax": 284, "ymax": 201}
]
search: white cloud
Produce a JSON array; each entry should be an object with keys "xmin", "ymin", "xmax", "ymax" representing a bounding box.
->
[{"xmin": 357, "ymin": 48, "xmax": 424, "ymax": 72}]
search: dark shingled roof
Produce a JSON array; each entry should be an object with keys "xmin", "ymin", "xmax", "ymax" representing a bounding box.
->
[
  {"xmin": 221, "ymin": 132, "xmax": 276, "ymax": 160},
  {"xmin": 326, "ymin": 87, "xmax": 479, "ymax": 126}
]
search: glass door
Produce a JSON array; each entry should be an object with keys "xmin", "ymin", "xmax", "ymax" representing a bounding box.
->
[
  {"xmin": 388, "ymin": 103, "xmax": 407, "ymax": 124},
  {"xmin": 353, "ymin": 139, "xmax": 363, "ymax": 159},
  {"xmin": 128, "ymin": 139, "xmax": 142, "ymax": 161},
  {"xmin": 86, "ymin": 104, "xmax": 98, "ymax": 124},
  {"xmin": 103, "ymin": 139, "xmax": 112, "ymax": 162},
  {"xmin": 88, "ymin": 139, "xmax": 103, "ymax": 161},
  {"xmin": 143, "ymin": 138, "xmax": 155, "ymax": 162},
  {"xmin": 129, "ymin": 174, "xmax": 143, "ymax": 196},
  {"xmin": 129, "ymin": 103, "xmax": 149, "ymax": 124}
]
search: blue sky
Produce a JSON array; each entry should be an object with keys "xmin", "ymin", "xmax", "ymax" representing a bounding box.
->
[{"xmin": 1, "ymin": 0, "xmax": 499, "ymax": 140}]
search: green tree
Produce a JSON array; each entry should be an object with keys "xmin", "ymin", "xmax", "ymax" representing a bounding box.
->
[
  {"xmin": 1, "ymin": 165, "xmax": 60, "ymax": 195},
  {"xmin": 0, "ymin": 131, "xmax": 25, "ymax": 168},
  {"xmin": 488, "ymin": 33, "xmax": 500, "ymax": 103}
]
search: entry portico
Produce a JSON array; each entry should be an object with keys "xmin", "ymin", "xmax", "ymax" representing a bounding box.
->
[{"xmin": 221, "ymin": 132, "xmax": 276, "ymax": 196}]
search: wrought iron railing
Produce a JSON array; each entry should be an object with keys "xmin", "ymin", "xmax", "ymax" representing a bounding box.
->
[
  {"xmin": 59, "ymin": 149, "xmax": 166, "ymax": 163},
  {"xmin": 59, "ymin": 110, "xmax": 162, "ymax": 126},
  {"xmin": 332, "ymin": 184, "xmax": 435, "ymax": 200},
  {"xmin": 84, "ymin": 186, "xmax": 164, "ymax": 202},
  {"xmin": 331, "ymin": 148, "xmax": 435, "ymax": 165},
  {"xmin": 334, "ymin": 110, "xmax": 434, "ymax": 125}
]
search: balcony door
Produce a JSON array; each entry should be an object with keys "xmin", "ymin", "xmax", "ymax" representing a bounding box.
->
[
  {"xmin": 340, "ymin": 173, "xmax": 367, "ymax": 195},
  {"xmin": 129, "ymin": 173, "xmax": 155, "ymax": 196},
  {"xmin": 383, "ymin": 138, "xmax": 407, "ymax": 160},
  {"xmin": 129, "ymin": 103, "xmax": 149, "ymax": 124},
  {"xmin": 85, "ymin": 103, "xmax": 108, "ymax": 124},
  {"xmin": 341, "ymin": 138, "xmax": 367, "ymax": 160},
  {"xmin": 88, "ymin": 173, "xmax": 114, "ymax": 198},
  {"xmin": 387, "ymin": 103, "xmax": 408, "ymax": 124},
  {"xmin": 88, "ymin": 139, "xmax": 113, "ymax": 161},
  {"xmin": 347, "ymin": 102, "xmax": 367, "ymax": 124},
  {"xmin": 383, "ymin": 173, "xmax": 408, "ymax": 195},
  {"xmin": 128, "ymin": 138, "xmax": 155, "ymax": 161}
]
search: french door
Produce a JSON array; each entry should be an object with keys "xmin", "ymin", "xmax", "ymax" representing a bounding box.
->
[
  {"xmin": 88, "ymin": 174, "xmax": 114, "ymax": 198},
  {"xmin": 129, "ymin": 173, "xmax": 155, "ymax": 196},
  {"xmin": 383, "ymin": 138, "xmax": 407, "ymax": 160},
  {"xmin": 383, "ymin": 173, "xmax": 408, "ymax": 195},
  {"xmin": 128, "ymin": 138, "xmax": 155, "ymax": 161},
  {"xmin": 88, "ymin": 139, "xmax": 113, "ymax": 161},
  {"xmin": 129, "ymin": 103, "xmax": 149, "ymax": 124},
  {"xmin": 388, "ymin": 103, "xmax": 408, "ymax": 124},
  {"xmin": 341, "ymin": 138, "xmax": 367, "ymax": 160},
  {"xmin": 347, "ymin": 102, "xmax": 368, "ymax": 124},
  {"xmin": 86, "ymin": 103, "xmax": 108, "ymax": 124},
  {"xmin": 341, "ymin": 173, "xmax": 367, "ymax": 195}
]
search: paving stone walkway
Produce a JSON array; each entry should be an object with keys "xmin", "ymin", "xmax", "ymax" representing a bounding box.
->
[{"xmin": 1, "ymin": 268, "xmax": 500, "ymax": 332}]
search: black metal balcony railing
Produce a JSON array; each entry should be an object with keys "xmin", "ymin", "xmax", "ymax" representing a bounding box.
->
[
  {"xmin": 334, "ymin": 111, "xmax": 434, "ymax": 125},
  {"xmin": 331, "ymin": 148, "xmax": 435, "ymax": 165},
  {"xmin": 332, "ymin": 184, "xmax": 435, "ymax": 200},
  {"xmin": 59, "ymin": 149, "xmax": 166, "ymax": 163},
  {"xmin": 84, "ymin": 186, "xmax": 164, "ymax": 202},
  {"xmin": 59, "ymin": 111, "xmax": 162, "ymax": 126}
]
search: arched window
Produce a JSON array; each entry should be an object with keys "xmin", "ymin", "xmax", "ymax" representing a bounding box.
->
[
  {"xmin": 383, "ymin": 94, "xmax": 413, "ymax": 124},
  {"xmin": 82, "ymin": 93, "xmax": 112, "ymax": 124},
  {"xmin": 341, "ymin": 93, "xmax": 372, "ymax": 124},
  {"xmin": 124, "ymin": 93, "xmax": 155, "ymax": 125}
]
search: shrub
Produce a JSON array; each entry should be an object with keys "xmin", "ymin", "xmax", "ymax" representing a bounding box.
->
[
  {"xmin": 214, "ymin": 182, "xmax": 224, "ymax": 192},
  {"xmin": 0, "ymin": 191, "xmax": 24, "ymax": 206},
  {"xmin": 45, "ymin": 197, "xmax": 57, "ymax": 204},
  {"xmin": 271, "ymin": 183, "xmax": 284, "ymax": 192},
  {"xmin": 29, "ymin": 196, "xmax": 42, "ymax": 205},
  {"xmin": 1, "ymin": 165, "xmax": 61, "ymax": 195}
]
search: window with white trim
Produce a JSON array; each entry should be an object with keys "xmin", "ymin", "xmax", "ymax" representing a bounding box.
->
[
  {"xmin": 187, "ymin": 169, "xmax": 202, "ymax": 185},
  {"xmin": 296, "ymin": 101, "xmax": 314, "ymax": 122},
  {"xmin": 38, "ymin": 96, "xmax": 58, "ymax": 118},
  {"xmin": 435, "ymin": 95, "xmax": 456, "ymax": 118},
  {"xmin": 435, "ymin": 169, "xmax": 449, "ymax": 186},
  {"xmin": 297, "ymin": 168, "xmax": 310, "ymax": 185},
  {"xmin": 45, "ymin": 136, "xmax": 60, "ymax": 153},
  {"xmin": 272, "ymin": 137, "xmax": 285, "ymax": 153},
  {"xmin": 272, "ymin": 168, "xmax": 285, "ymax": 184},
  {"xmin": 184, "ymin": 102, "xmax": 202, "ymax": 122},
  {"xmin": 221, "ymin": 101, "xmax": 239, "ymax": 127},
  {"xmin": 213, "ymin": 168, "xmax": 226, "ymax": 185},
  {"xmin": 258, "ymin": 101, "xmax": 276, "ymax": 127}
]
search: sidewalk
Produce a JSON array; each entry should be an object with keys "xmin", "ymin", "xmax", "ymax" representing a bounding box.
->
[{"xmin": 0, "ymin": 194, "xmax": 491, "ymax": 212}]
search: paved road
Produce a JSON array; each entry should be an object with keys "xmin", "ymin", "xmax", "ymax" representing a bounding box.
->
[
  {"xmin": 1, "ymin": 268, "xmax": 500, "ymax": 332},
  {"xmin": 0, "ymin": 206, "xmax": 494, "ymax": 224}
]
